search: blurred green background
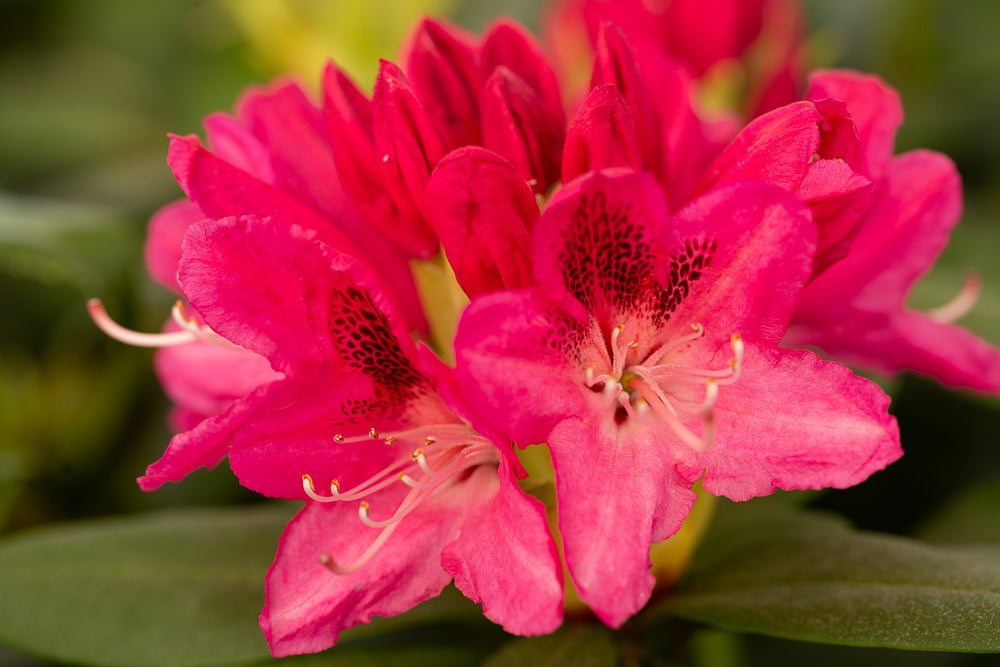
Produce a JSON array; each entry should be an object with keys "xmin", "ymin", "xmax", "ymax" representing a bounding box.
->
[{"xmin": 0, "ymin": 1, "xmax": 998, "ymax": 665}]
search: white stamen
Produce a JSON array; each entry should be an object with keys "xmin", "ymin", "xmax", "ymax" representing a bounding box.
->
[
  {"xmin": 928, "ymin": 271, "xmax": 982, "ymax": 323},
  {"xmin": 88, "ymin": 299, "xmax": 197, "ymax": 347},
  {"xmin": 412, "ymin": 449, "xmax": 434, "ymax": 476},
  {"xmin": 319, "ymin": 521, "xmax": 402, "ymax": 575}
]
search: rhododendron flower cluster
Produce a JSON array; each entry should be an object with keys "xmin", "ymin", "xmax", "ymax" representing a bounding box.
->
[{"xmin": 89, "ymin": 2, "xmax": 1000, "ymax": 658}]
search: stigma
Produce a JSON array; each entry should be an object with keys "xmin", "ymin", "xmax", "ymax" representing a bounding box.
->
[{"xmin": 303, "ymin": 423, "xmax": 499, "ymax": 575}]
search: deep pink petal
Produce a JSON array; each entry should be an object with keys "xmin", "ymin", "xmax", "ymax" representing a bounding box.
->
[
  {"xmin": 664, "ymin": 0, "xmax": 764, "ymax": 75},
  {"xmin": 591, "ymin": 23, "xmax": 664, "ymax": 180},
  {"xmin": 454, "ymin": 289, "xmax": 588, "ymax": 447},
  {"xmin": 786, "ymin": 307, "xmax": 1000, "ymax": 394},
  {"xmin": 203, "ymin": 112, "xmax": 275, "ymax": 182},
  {"xmin": 372, "ymin": 61, "xmax": 446, "ymax": 237},
  {"xmin": 178, "ymin": 216, "xmax": 321, "ymax": 373},
  {"xmin": 675, "ymin": 343, "xmax": 901, "ymax": 500},
  {"xmin": 166, "ymin": 134, "xmax": 362, "ymax": 259},
  {"xmin": 533, "ymin": 169, "xmax": 671, "ymax": 329},
  {"xmin": 666, "ymin": 181, "xmax": 816, "ymax": 345},
  {"xmin": 322, "ymin": 64, "xmax": 435, "ymax": 262},
  {"xmin": 261, "ymin": 499, "xmax": 460, "ymax": 657},
  {"xmin": 442, "ymin": 459, "xmax": 563, "ymax": 635},
  {"xmin": 562, "ymin": 84, "xmax": 642, "ymax": 183},
  {"xmin": 694, "ymin": 101, "xmax": 822, "ymax": 195},
  {"xmin": 228, "ymin": 376, "xmax": 453, "ymax": 499},
  {"xmin": 400, "ymin": 18, "xmax": 482, "ymax": 149},
  {"xmin": 424, "ymin": 147, "xmax": 538, "ymax": 297},
  {"xmin": 154, "ymin": 337, "xmax": 280, "ymax": 423},
  {"xmin": 480, "ymin": 19, "xmax": 564, "ymax": 128},
  {"xmin": 807, "ymin": 69, "xmax": 903, "ymax": 180},
  {"xmin": 795, "ymin": 158, "xmax": 876, "ymax": 278},
  {"xmin": 138, "ymin": 376, "xmax": 285, "ymax": 491},
  {"xmin": 549, "ymin": 416, "xmax": 697, "ymax": 627},
  {"xmin": 144, "ymin": 199, "xmax": 203, "ymax": 292},
  {"xmin": 811, "ymin": 97, "xmax": 864, "ymax": 174},
  {"xmin": 795, "ymin": 150, "xmax": 961, "ymax": 316},
  {"xmin": 480, "ymin": 68, "xmax": 564, "ymax": 194}
]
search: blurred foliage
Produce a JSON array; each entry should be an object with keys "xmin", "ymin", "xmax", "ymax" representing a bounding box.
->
[{"xmin": 0, "ymin": 0, "xmax": 998, "ymax": 665}]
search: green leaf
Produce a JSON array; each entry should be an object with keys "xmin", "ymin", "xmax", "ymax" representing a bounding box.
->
[
  {"xmin": 659, "ymin": 508, "xmax": 1000, "ymax": 652},
  {"xmin": 0, "ymin": 504, "xmax": 294, "ymax": 667},
  {"xmin": 479, "ymin": 624, "xmax": 617, "ymax": 667}
]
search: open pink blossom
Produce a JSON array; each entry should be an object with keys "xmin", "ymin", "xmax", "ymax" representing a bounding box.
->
[
  {"xmin": 454, "ymin": 169, "xmax": 901, "ymax": 627},
  {"xmin": 144, "ymin": 214, "xmax": 562, "ymax": 655},
  {"xmin": 783, "ymin": 71, "xmax": 1000, "ymax": 393}
]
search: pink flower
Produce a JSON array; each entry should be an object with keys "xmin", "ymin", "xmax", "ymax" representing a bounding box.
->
[
  {"xmin": 163, "ymin": 214, "xmax": 562, "ymax": 655},
  {"xmin": 454, "ymin": 169, "xmax": 901, "ymax": 626},
  {"xmin": 783, "ymin": 71, "xmax": 1000, "ymax": 393}
]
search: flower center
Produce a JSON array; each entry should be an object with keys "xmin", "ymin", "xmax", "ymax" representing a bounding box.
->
[
  {"xmin": 301, "ymin": 423, "xmax": 498, "ymax": 575},
  {"xmin": 584, "ymin": 321, "xmax": 743, "ymax": 452}
]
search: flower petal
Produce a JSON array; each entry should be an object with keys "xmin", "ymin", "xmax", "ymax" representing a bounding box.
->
[
  {"xmin": 562, "ymin": 84, "xmax": 643, "ymax": 183},
  {"xmin": 454, "ymin": 289, "xmax": 588, "ymax": 447},
  {"xmin": 665, "ymin": 181, "xmax": 816, "ymax": 345},
  {"xmin": 424, "ymin": 147, "xmax": 538, "ymax": 297},
  {"xmin": 480, "ymin": 67, "xmax": 564, "ymax": 194},
  {"xmin": 795, "ymin": 150, "xmax": 961, "ymax": 316},
  {"xmin": 442, "ymin": 460, "xmax": 564, "ymax": 635},
  {"xmin": 533, "ymin": 169, "xmax": 671, "ymax": 329},
  {"xmin": 179, "ymin": 216, "xmax": 320, "ymax": 373},
  {"xmin": 261, "ymin": 499, "xmax": 460, "ymax": 657},
  {"xmin": 138, "ymin": 376, "xmax": 285, "ymax": 491},
  {"xmin": 675, "ymin": 343, "xmax": 901, "ymax": 500},
  {"xmin": 795, "ymin": 158, "xmax": 876, "ymax": 278},
  {"xmin": 144, "ymin": 199, "xmax": 202, "ymax": 292},
  {"xmin": 372, "ymin": 60, "xmax": 446, "ymax": 232},
  {"xmin": 400, "ymin": 18, "xmax": 482, "ymax": 149},
  {"xmin": 807, "ymin": 69, "xmax": 903, "ymax": 180},
  {"xmin": 694, "ymin": 101, "xmax": 821, "ymax": 195},
  {"xmin": 549, "ymin": 416, "xmax": 697, "ymax": 627}
]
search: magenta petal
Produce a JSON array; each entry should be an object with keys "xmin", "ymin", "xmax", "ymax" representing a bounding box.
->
[
  {"xmin": 138, "ymin": 377, "xmax": 284, "ymax": 491},
  {"xmin": 665, "ymin": 181, "xmax": 816, "ymax": 345},
  {"xmin": 424, "ymin": 147, "xmax": 538, "ymax": 296},
  {"xmin": 203, "ymin": 112, "xmax": 275, "ymax": 183},
  {"xmin": 179, "ymin": 216, "xmax": 320, "ymax": 373},
  {"xmin": 796, "ymin": 150, "xmax": 961, "ymax": 316},
  {"xmin": 454, "ymin": 290, "xmax": 587, "ymax": 446},
  {"xmin": 795, "ymin": 158, "xmax": 876, "ymax": 278},
  {"xmin": 533, "ymin": 169, "xmax": 670, "ymax": 327},
  {"xmin": 807, "ymin": 69, "xmax": 903, "ymax": 180},
  {"xmin": 480, "ymin": 19, "xmax": 564, "ymax": 128},
  {"xmin": 562, "ymin": 84, "xmax": 643, "ymax": 182},
  {"xmin": 373, "ymin": 59, "xmax": 447, "ymax": 234},
  {"xmin": 592, "ymin": 23, "xmax": 664, "ymax": 179},
  {"xmin": 166, "ymin": 134, "xmax": 362, "ymax": 259},
  {"xmin": 442, "ymin": 460, "xmax": 563, "ymax": 635},
  {"xmin": 261, "ymin": 500, "xmax": 460, "ymax": 657},
  {"xmin": 676, "ymin": 343, "xmax": 901, "ymax": 500},
  {"xmin": 323, "ymin": 64, "xmax": 433, "ymax": 260},
  {"xmin": 154, "ymin": 337, "xmax": 280, "ymax": 423},
  {"xmin": 549, "ymin": 417, "xmax": 697, "ymax": 627},
  {"xmin": 401, "ymin": 18, "xmax": 482, "ymax": 149},
  {"xmin": 480, "ymin": 68, "xmax": 565, "ymax": 194},
  {"xmin": 144, "ymin": 199, "xmax": 203, "ymax": 292},
  {"xmin": 694, "ymin": 101, "xmax": 822, "ymax": 195}
]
